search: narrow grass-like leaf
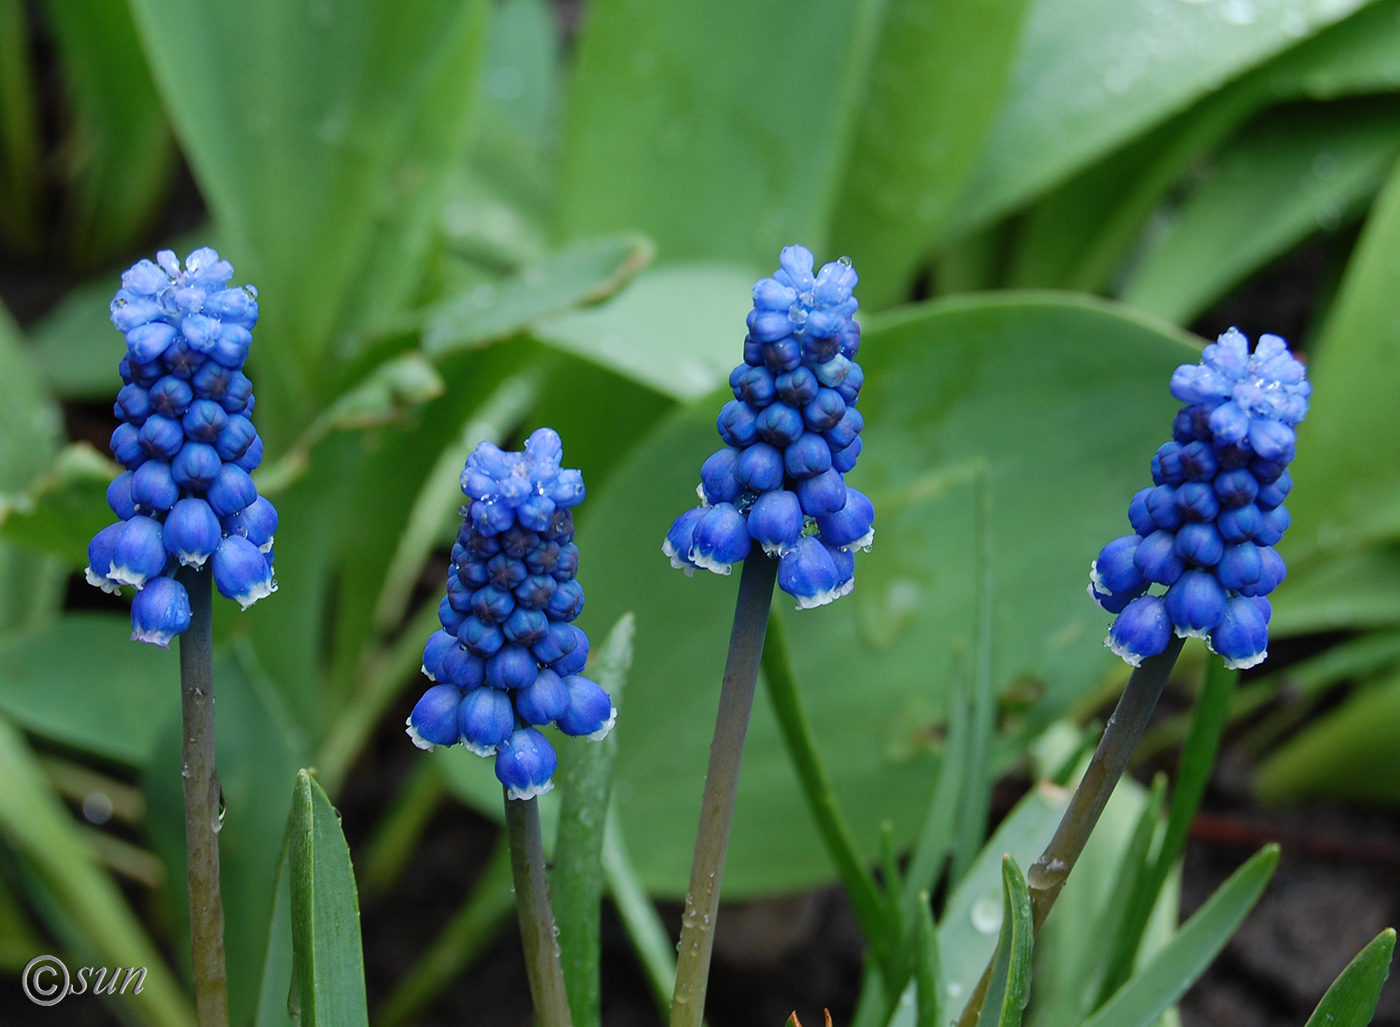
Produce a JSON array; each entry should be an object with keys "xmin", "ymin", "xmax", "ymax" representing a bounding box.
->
[
  {"xmin": 914, "ymin": 896, "xmax": 942, "ymax": 1027},
  {"xmin": 422, "ymin": 234, "xmax": 653, "ymax": 355},
  {"xmin": 0, "ymin": 0, "xmax": 42, "ymax": 253},
  {"xmin": 1303, "ymin": 928, "xmax": 1396, "ymax": 1027},
  {"xmin": 601, "ymin": 807, "xmax": 677, "ymax": 1019},
  {"xmin": 974, "ymin": 857, "xmax": 1033, "ymax": 1027},
  {"xmin": 1082, "ymin": 845, "xmax": 1279, "ymax": 1027},
  {"xmin": 288, "ymin": 770, "xmax": 369, "ymax": 1027},
  {"xmin": 554, "ymin": 612, "xmax": 635, "ymax": 1027},
  {"xmin": 0, "ymin": 715, "xmax": 193, "ymax": 1027}
]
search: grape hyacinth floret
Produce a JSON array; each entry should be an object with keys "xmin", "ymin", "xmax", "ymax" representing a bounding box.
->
[
  {"xmin": 662, "ymin": 245, "xmax": 874, "ymax": 609},
  {"xmin": 405, "ymin": 429, "xmax": 615, "ymax": 801},
  {"xmin": 1089, "ymin": 329, "xmax": 1310, "ymax": 670},
  {"xmin": 85, "ymin": 249, "xmax": 277, "ymax": 646}
]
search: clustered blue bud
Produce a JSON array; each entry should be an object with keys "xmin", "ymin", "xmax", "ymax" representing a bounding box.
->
[
  {"xmin": 405, "ymin": 429, "xmax": 615, "ymax": 801},
  {"xmin": 85, "ymin": 249, "xmax": 277, "ymax": 646},
  {"xmin": 663, "ymin": 245, "xmax": 874, "ymax": 609},
  {"xmin": 1089, "ymin": 329, "xmax": 1310, "ymax": 670}
]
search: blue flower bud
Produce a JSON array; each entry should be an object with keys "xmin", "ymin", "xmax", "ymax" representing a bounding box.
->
[
  {"xmin": 756, "ymin": 402, "xmax": 805, "ymax": 447},
  {"xmin": 139, "ymin": 415, "xmax": 185, "ymax": 459},
  {"xmin": 746, "ymin": 490, "xmax": 804, "ymax": 556},
  {"xmin": 1105, "ymin": 595, "xmax": 1171, "ymax": 667},
  {"xmin": 762, "ymin": 337, "xmax": 803, "ymax": 373},
  {"xmin": 1174, "ymin": 522, "xmax": 1224, "ymax": 566},
  {"xmin": 85, "ymin": 522, "xmax": 127, "ymax": 593},
  {"xmin": 1217, "ymin": 503, "xmax": 1261, "ymax": 544},
  {"xmin": 129, "ymin": 459, "xmax": 178, "ymax": 512},
  {"xmin": 1179, "ymin": 440, "xmax": 1218, "ymax": 481},
  {"xmin": 778, "ymin": 536, "xmax": 846, "ymax": 609},
  {"xmin": 815, "ymin": 487, "xmax": 875, "ymax": 551},
  {"xmin": 1146, "ymin": 485, "xmax": 1183, "ymax": 531},
  {"xmin": 126, "ymin": 322, "xmax": 176, "ymax": 363},
  {"xmin": 1216, "ymin": 542, "xmax": 1263, "ymax": 591},
  {"xmin": 664, "ymin": 508, "xmax": 705, "ymax": 575},
  {"xmin": 835, "ymin": 362, "xmax": 864, "ymax": 404},
  {"xmin": 163, "ymin": 498, "xmax": 222, "ymax": 568},
  {"xmin": 1174, "ymin": 482, "xmax": 1219, "ymax": 522},
  {"xmin": 233, "ymin": 435, "xmax": 263, "ymax": 472},
  {"xmin": 486, "ymin": 644, "xmax": 537, "ymax": 690},
  {"xmin": 1212, "ymin": 468, "xmax": 1258, "ymax": 508},
  {"xmin": 1153, "ymin": 443, "xmax": 1186, "ymax": 486},
  {"xmin": 220, "ymin": 495, "xmax": 277, "ymax": 552},
  {"xmin": 406, "ymin": 684, "xmax": 464, "ymax": 750},
  {"xmin": 171, "ymin": 442, "xmax": 222, "ymax": 490},
  {"xmin": 439, "ymin": 595, "xmax": 465, "ymax": 633},
  {"xmin": 219, "ymin": 373, "xmax": 253, "ymax": 414},
  {"xmin": 106, "ymin": 472, "xmax": 137, "ymax": 519},
  {"xmin": 515, "ymin": 574, "xmax": 558, "ymax": 610},
  {"xmin": 206, "ymin": 464, "xmax": 257, "ymax": 517},
  {"xmin": 551, "ymin": 626, "xmax": 590, "ymax": 676},
  {"xmin": 701, "ymin": 448, "xmax": 743, "ymax": 504},
  {"xmin": 690, "ymin": 503, "xmax": 752, "ymax": 574},
  {"xmin": 116, "ymin": 384, "xmax": 152, "ymax": 424},
  {"xmin": 1256, "ymin": 471, "xmax": 1291, "ymax": 509},
  {"xmin": 794, "ymin": 468, "xmax": 847, "ymax": 516},
  {"xmin": 422, "ymin": 630, "xmax": 457, "ymax": 681},
  {"xmin": 210, "ymin": 323, "xmax": 251, "ymax": 368},
  {"xmin": 1238, "ymin": 545, "xmax": 1285, "ymax": 598},
  {"xmin": 1134, "ymin": 529, "xmax": 1184, "ymax": 586},
  {"xmin": 531, "ymin": 620, "xmax": 578, "ymax": 665},
  {"xmin": 130, "ymin": 576, "xmax": 192, "ymax": 647},
  {"xmin": 784, "ymin": 432, "xmax": 832, "ymax": 479},
  {"xmin": 735, "ymin": 442, "xmax": 784, "ymax": 492},
  {"xmin": 1209, "ymin": 595, "xmax": 1269, "ymax": 670},
  {"xmin": 824, "ymin": 407, "xmax": 864, "ymax": 449},
  {"xmin": 1164, "ymin": 569, "xmax": 1227, "ymax": 638},
  {"xmin": 148, "ymin": 376, "xmax": 194, "ymax": 418},
  {"xmin": 181, "ymin": 399, "xmax": 228, "ymax": 442},
  {"xmin": 504, "ymin": 607, "xmax": 549, "ymax": 645},
  {"xmin": 1091, "ymin": 535, "xmax": 1144, "ymax": 596},
  {"xmin": 734, "ymin": 366, "xmax": 777, "ymax": 408},
  {"xmin": 514, "ymin": 668, "xmax": 570, "ymax": 726},
  {"xmin": 831, "ymin": 436, "xmax": 862, "ymax": 473},
  {"xmin": 1088, "ymin": 580, "xmax": 1146, "ymax": 614},
  {"xmin": 441, "ymin": 644, "xmax": 486, "ymax": 689},
  {"xmin": 545, "ymin": 579, "xmax": 585, "ymax": 621},
  {"xmin": 111, "ymin": 423, "xmax": 146, "ymax": 468},
  {"xmin": 1254, "ymin": 505, "xmax": 1289, "ymax": 546},
  {"xmin": 717, "ymin": 400, "xmax": 759, "ymax": 447},
  {"xmin": 211, "ymin": 535, "xmax": 276, "ymax": 609},
  {"xmin": 192, "ymin": 360, "xmax": 232, "ymax": 400},
  {"xmin": 557, "ymin": 675, "xmax": 616, "ymax": 739},
  {"xmin": 460, "ymin": 615, "xmax": 505, "ymax": 657},
  {"xmin": 471, "ymin": 585, "xmax": 516, "ymax": 625},
  {"xmin": 803, "ymin": 388, "xmax": 846, "ymax": 432},
  {"xmin": 495, "ymin": 727, "xmax": 558, "ymax": 800},
  {"xmin": 1127, "ymin": 488, "xmax": 1156, "ymax": 535},
  {"xmin": 1248, "ymin": 419, "xmax": 1295, "ymax": 463},
  {"xmin": 553, "ymin": 543, "xmax": 579, "ymax": 581},
  {"xmin": 742, "ymin": 334, "xmax": 764, "ymax": 365},
  {"xmin": 109, "ymin": 515, "xmax": 168, "ymax": 588},
  {"xmin": 776, "ymin": 366, "xmax": 819, "ymax": 406}
]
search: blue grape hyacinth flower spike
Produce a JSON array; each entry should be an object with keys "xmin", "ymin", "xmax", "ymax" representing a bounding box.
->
[
  {"xmin": 85, "ymin": 248, "xmax": 277, "ymax": 646},
  {"xmin": 662, "ymin": 245, "xmax": 874, "ymax": 609},
  {"xmin": 405, "ymin": 428, "xmax": 615, "ymax": 800},
  {"xmin": 1089, "ymin": 328, "xmax": 1309, "ymax": 670}
]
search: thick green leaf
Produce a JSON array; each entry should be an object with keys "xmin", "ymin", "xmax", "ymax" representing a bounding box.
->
[
  {"xmin": 1123, "ymin": 99, "xmax": 1400, "ymax": 324},
  {"xmin": 1081, "ymin": 845, "xmax": 1279, "ymax": 1027},
  {"xmin": 422, "ymin": 234, "xmax": 653, "ymax": 356},
  {"xmin": 0, "ymin": 614, "xmax": 178, "ymax": 766},
  {"xmin": 558, "ymin": 0, "xmax": 884, "ymax": 267},
  {"xmin": 144, "ymin": 648, "xmax": 306, "ymax": 1027},
  {"xmin": 1286, "ymin": 157, "xmax": 1400, "ymax": 565},
  {"xmin": 288, "ymin": 770, "xmax": 369, "ymax": 1027},
  {"xmin": 1255, "ymin": 668, "xmax": 1400, "ymax": 803},
  {"xmin": 1258, "ymin": 0, "xmax": 1400, "ymax": 101},
  {"xmin": 1304, "ymin": 929, "xmax": 1396, "ymax": 1027},
  {"xmin": 554, "ymin": 613, "xmax": 635, "ymax": 1027},
  {"xmin": 0, "ymin": 443, "xmax": 119, "ymax": 567},
  {"xmin": 830, "ymin": 0, "xmax": 1031, "ymax": 309},
  {"xmin": 975, "ymin": 857, "xmax": 1034, "ymax": 1027},
  {"xmin": 0, "ymin": 715, "xmax": 193, "ymax": 1027},
  {"xmin": 125, "ymin": 0, "xmax": 489, "ymax": 442},
  {"xmin": 575, "ymin": 294, "xmax": 1195, "ymax": 897},
  {"xmin": 532, "ymin": 264, "xmax": 758, "ymax": 401},
  {"xmin": 253, "ymin": 861, "xmax": 295, "ymax": 1027},
  {"xmin": 950, "ymin": 0, "xmax": 1374, "ymax": 237},
  {"xmin": 914, "ymin": 897, "xmax": 943, "ymax": 1027},
  {"xmin": 1271, "ymin": 543, "xmax": 1400, "ymax": 635},
  {"xmin": 40, "ymin": 0, "xmax": 174, "ymax": 263}
]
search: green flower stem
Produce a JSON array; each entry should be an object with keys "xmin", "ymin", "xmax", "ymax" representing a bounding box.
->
[
  {"xmin": 670, "ymin": 552, "xmax": 778, "ymax": 1027},
  {"xmin": 761, "ymin": 609, "xmax": 892, "ymax": 976},
  {"xmin": 504, "ymin": 793, "xmax": 573, "ymax": 1027},
  {"xmin": 955, "ymin": 635, "xmax": 1185, "ymax": 1027},
  {"xmin": 175, "ymin": 565, "xmax": 229, "ymax": 1027}
]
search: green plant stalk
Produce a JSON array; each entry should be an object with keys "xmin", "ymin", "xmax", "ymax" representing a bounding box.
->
[
  {"xmin": 176, "ymin": 565, "xmax": 229, "ymax": 1027},
  {"xmin": 761, "ymin": 609, "xmax": 892, "ymax": 977},
  {"xmin": 504, "ymin": 793, "xmax": 573, "ymax": 1027},
  {"xmin": 1095, "ymin": 653, "xmax": 1234, "ymax": 1005},
  {"xmin": 955, "ymin": 635, "xmax": 1185, "ymax": 1027},
  {"xmin": 671, "ymin": 552, "xmax": 778, "ymax": 1027}
]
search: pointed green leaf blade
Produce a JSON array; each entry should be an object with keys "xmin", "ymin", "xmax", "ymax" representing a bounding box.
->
[
  {"xmin": 975, "ymin": 856, "xmax": 1034, "ymax": 1027},
  {"xmin": 288, "ymin": 770, "xmax": 369, "ymax": 1027},
  {"xmin": 1303, "ymin": 928, "xmax": 1396, "ymax": 1027}
]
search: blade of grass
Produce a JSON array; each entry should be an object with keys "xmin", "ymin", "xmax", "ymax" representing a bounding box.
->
[
  {"xmin": 1303, "ymin": 928, "xmax": 1396, "ymax": 1027},
  {"xmin": 975, "ymin": 857, "xmax": 1033, "ymax": 1027}
]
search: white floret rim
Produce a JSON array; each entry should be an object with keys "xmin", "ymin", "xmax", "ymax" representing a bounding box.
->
[
  {"xmin": 585, "ymin": 707, "xmax": 618, "ymax": 742},
  {"xmin": 175, "ymin": 548, "xmax": 212, "ymax": 569},
  {"xmin": 463, "ymin": 741, "xmax": 498, "ymax": 757},
  {"xmin": 107, "ymin": 562, "xmax": 150, "ymax": 589},
  {"xmin": 689, "ymin": 549, "xmax": 734, "ymax": 575},
  {"xmin": 131, "ymin": 626, "xmax": 176, "ymax": 648},
  {"xmin": 792, "ymin": 577, "xmax": 854, "ymax": 610},
  {"xmin": 507, "ymin": 779, "xmax": 555, "ymax": 801},
  {"xmin": 1104, "ymin": 634, "xmax": 1146, "ymax": 668},
  {"xmin": 86, "ymin": 566, "xmax": 124, "ymax": 594},
  {"xmin": 234, "ymin": 576, "xmax": 278, "ymax": 611},
  {"xmin": 405, "ymin": 719, "xmax": 436, "ymax": 751},
  {"xmin": 662, "ymin": 539, "xmax": 697, "ymax": 576},
  {"xmin": 1221, "ymin": 648, "xmax": 1267, "ymax": 671}
]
